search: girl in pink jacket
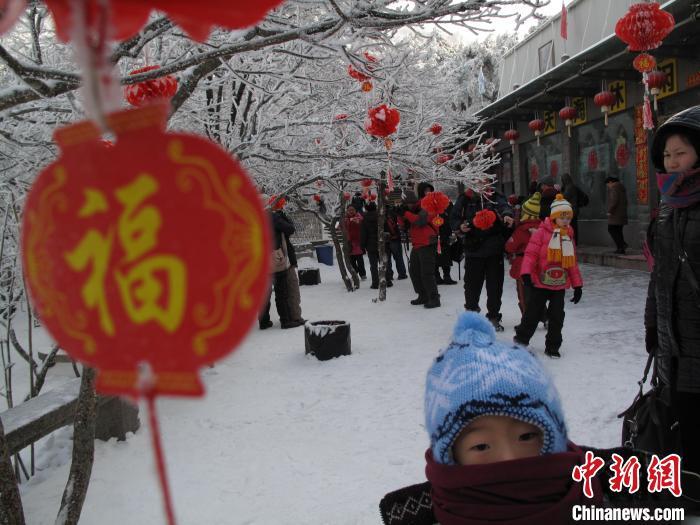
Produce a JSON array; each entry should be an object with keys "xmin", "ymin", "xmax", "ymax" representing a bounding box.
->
[{"xmin": 514, "ymin": 194, "xmax": 583, "ymax": 358}]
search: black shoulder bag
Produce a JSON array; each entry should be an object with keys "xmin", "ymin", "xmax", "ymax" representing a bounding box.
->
[{"xmin": 618, "ymin": 353, "xmax": 681, "ymax": 455}]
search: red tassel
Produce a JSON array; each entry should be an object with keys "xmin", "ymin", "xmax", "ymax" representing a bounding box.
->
[
  {"xmin": 643, "ymin": 95, "xmax": 654, "ymax": 130},
  {"xmin": 437, "ymin": 237, "xmax": 442, "ymax": 255}
]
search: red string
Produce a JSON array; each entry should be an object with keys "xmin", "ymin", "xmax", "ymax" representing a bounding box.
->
[{"xmin": 147, "ymin": 394, "xmax": 178, "ymax": 525}]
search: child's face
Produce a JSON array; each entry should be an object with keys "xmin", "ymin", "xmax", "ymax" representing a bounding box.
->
[
  {"xmin": 554, "ymin": 215, "xmax": 571, "ymax": 228},
  {"xmin": 664, "ymin": 134, "xmax": 698, "ymax": 173},
  {"xmin": 452, "ymin": 415, "xmax": 544, "ymax": 465}
]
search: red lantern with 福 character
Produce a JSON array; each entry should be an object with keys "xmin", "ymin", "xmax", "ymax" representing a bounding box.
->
[
  {"xmin": 503, "ymin": 129, "xmax": 520, "ymax": 153},
  {"xmin": 633, "ymin": 53, "xmax": 657, "ymax": 74},
  {"xmin": 44, "ymin": 0, "xmax": 285, "ymax": 43},
  {"xmin": 361, "ymin": 81, "xmax": 373, "ymax": 92},
  {"xmin": 124, "ymin": 65, "xmax": 178, "ymax": 107},
  {"xmin": 646, "ymin": 70, "xmax": 667, "ymax": 110},
  {"xmin": 615, "ymin": 2, "xmax": 675, "ymax": 52},
  {"xmin": 594, "ymin": 91, "xmax": 616, "ymax": 126},
  {"xmin": 559, "ymin": 106, "xmax": 577, "ymax": 137},
  {"xmin": 21, "ymin": 103, "xmax": 270, "ymax": 398},
  {"xmin": 365, "ymin": 104, "xmax": 400, "ymax": 138},
  {"xmin": 529, "ymin": 119, "xmax": 546, "ymax": 145}
]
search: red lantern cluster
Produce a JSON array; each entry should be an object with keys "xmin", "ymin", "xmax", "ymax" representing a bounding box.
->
[
  {"xmin": 559, "ymin": 106, "xmax": 577, "ymax": 137},
  {"xmin": 473, "ymin": 209, "xmax": 497, "ymax": 231},
  {"xmin": 124, "ymin": 65, "xmax": 178, "ymax": 107},
  {"xmin": 529, "ymin": 119, "xmax": 546, "ymax": 145},
  {"xmin": 615, "ymin": 2, "xmax": 675, "ymax": 52},
  {"xmin": 365, "ymin": 104, "xmax": 400, "ymax": 138},
  {"xmin": 593, "ymin": 91, "xmax": 616, "ymax": 126},
  {"xmin": 43, "ymin": 0, "xmax": 285, "ymax": 43},
  {"xmin": 429, "ymin": 123, "xmax": 443, "ymax": 135}
]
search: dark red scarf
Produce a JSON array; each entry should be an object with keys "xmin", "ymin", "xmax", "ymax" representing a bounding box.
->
[{"xmin": 425, "ymin": 444, "xmax": 602, "ymax": 525}]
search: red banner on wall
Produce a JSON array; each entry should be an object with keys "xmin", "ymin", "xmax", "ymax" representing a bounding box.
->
[{"xmin": 634, "ymin": 105, "xmax": 649, "ymax": 204}]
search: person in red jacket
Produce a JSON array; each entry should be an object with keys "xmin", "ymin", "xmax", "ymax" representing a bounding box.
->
[
  {"xmin": 399, "ymin": 182, "xmax": 440, "ymax": 308},
  {"xmin": 514, "ymin": 194, "xmax": 583, "ymax": 358},
  {"xmin": 342, "ymin": 205, "xmax": 366, "ymax": 280},
  {"xmin": 505, "ymin": 192, "xmax": 542, "ymax": 315}
]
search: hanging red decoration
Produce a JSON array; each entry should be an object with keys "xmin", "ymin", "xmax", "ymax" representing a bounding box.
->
[
  {"xmin": 632, "ymin": 53, "xmax": 657, "ymax": 73},
  {"xmin": 334, "ymin": 113, "xmax": 349, "ymax": 121},
  {"xmin": 364, "ymin": 52, "xmax": 378, "ymax": 64},
  {"xmin": 587, "ymin": 149, "xmax": 599, "ymax": 171},
  {"xmin": 550, "ymin": 159, "xmax": 559, "ymax": 179},
  {"xmin": 313, "ymin": 194, "xmax": 322, "ymax": 203},
  {"xmin": 421, "ymin": 191, "xmax": 450, "ymax": 216},
  {"xmin": 614, "ymin": 2, "xmax": 675, "ymax": 52},
  {"xmin": 384, "ymin": 138, "xmax": 394, "ymax": 150},
  {"xmin": 360, "ymin": 178, "xmax": 373, "ymax": 188},
  {"xmin": 530, "ymin": 163, "xmax": 540, "ymax": 181},
  {"xmin": 271, "ymin": 196, "xmax": 287, "ymax": 210},
  {"xmin": 503, "ymin": 129, "xmax": 520, "ymax": 153},
  {"xmin": 646, "ymin": 70, "xmax": 667, "ymax": 110},
  {"xmin": 529, "ymin": 119, "xmax": 546, "ymax": 145},
  {"xmin": 593, "ymin": 91, "xmax": 616, "ymax": 126},
  {"xmin": 429, "ymin": 123, "xmax": 443, "ymax": 135},
  {"xmin": 21, "ymin": 103, "xmax": 270, "ymax": 398},
  {"xmin": 348, "ymin": 64, "xmax": 370, "ymax": 82},
  {"xmin": 485, "ymin": 137, "xmax": 496, "ymax": 148},
  {"xmin": 465, "ymin": 189, "xmax": 475, "ymax": 199},
  {"xmin": 361, "ymin": 81, "xmax": 373, "ymax": 92},
  {"xmin": 367, "ymin": 192, "xmax": 377, "ymax": 202},
  {"xmin": 365, "ymin": 104, "xmax": 400, "ymax": 138},
  {"xmin": 44, "ymin": 0, "xmax": 285, "ymax": 43},
  {"xmin": 124, "ymin": 65, "xmax": 178, "ymax": 107},
  {"xmin": 0, "ymin": 0, "xmax": 25, "ymax": 35},
  {"xmin": 559, "ymin": 106, "xmax": 577, "ymax": 137},
  {"xmin": 343, "ymin": 192, "xmax": 352, "ymax": 201},
  {"xmin": 436, "ymin": 153, "xmax": 453, "ymax": 165},
  {"xmin": 616, "ymin": 144, "xmax": 630, "ymax": 168},
  {"xmin": 473, "ymin": 209, "xmax": 497, "ymax": 231}
]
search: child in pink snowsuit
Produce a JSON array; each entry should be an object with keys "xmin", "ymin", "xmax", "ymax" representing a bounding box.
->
[{"xmin": 514, "ymin": 194, "xmax": 583, "ymax": 358}]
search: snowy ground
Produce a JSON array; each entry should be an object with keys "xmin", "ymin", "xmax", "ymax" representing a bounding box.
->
[{"xmin": 11, "ymin": 257, "xmax": 696, "ymax": 524}]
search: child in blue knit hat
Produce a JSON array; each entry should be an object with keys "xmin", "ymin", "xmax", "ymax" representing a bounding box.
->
[{"xmin": 380, "ymin": 312, "xmax": 690, "ymax": 525}]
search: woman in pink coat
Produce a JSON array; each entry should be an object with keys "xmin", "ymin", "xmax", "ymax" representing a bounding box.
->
[{"xmin": 514, "ymin": 194, "xmax": 583, "ymax": 358}]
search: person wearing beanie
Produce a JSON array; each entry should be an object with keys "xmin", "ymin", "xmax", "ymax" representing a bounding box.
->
[
  {"xmin": 514, "ymin": 194, "xmax": 583, "ymax": 358},
  {"xmin": 645, "ymin": 105, "xmax": 700, "ymax": 475},
  {"xmin": 605, "ymin": 176, "xmax": 629, "ymax": 254},
  {"xmin": 505, "ymin": 192, "xmax": 543, "ymax": 316},
  {"xmin": 380, "ymin": 313, "xmax": 688, "ymax": 525}
]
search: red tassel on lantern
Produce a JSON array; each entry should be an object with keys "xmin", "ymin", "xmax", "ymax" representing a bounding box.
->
[{"xmin": 643, "ymin": 94, "xmax": 655, "ymax": 131}]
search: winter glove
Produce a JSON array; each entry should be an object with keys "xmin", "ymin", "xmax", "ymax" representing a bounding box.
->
[
  {"xmin": 645, "ymin": 326, "xmax": 658, "ymax": 354},
  {"xmin": 571, "ymin": 287, "xmax": 582, "ymax": 304},
  {"xmin": 521, "ymin": 274, "xmax": 533, "ymax": 288}
]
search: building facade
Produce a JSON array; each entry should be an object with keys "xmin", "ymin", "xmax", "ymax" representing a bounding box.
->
[{"xmin": 477, "ymin": 0, "xmax": 700, "ymax": 247}]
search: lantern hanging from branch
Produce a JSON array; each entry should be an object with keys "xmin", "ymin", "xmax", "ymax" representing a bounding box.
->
[
  {"xmin": 361, "ymin": 81, "xmax": 373, "ymax": 92},
  {"xmin": 348, "ymin": 64, "xmax": 370, "ymax": 82},
  {"xmin": 593, "ymin": 91, "xmax": 616, "ymax": 126},
  {"xmin": 646, "ymin": 70, "xmax": 667, "ymax": 110},
  {"xmin": 343, "ymin": 191, "xmax": 352, "ymax": 201},
  {"xmin": 429, "ymin": 123, "xmax": 443, "ymax": 135},
  {"xmin": 124, "ymin": 65, "xmax": 178, "ymax": 107},
  {"xmin": 559, "ymin": 106, "xmax": 577, "ymax": 137},
  {"xmin": 503, "ymin": 129, "xmax": 520, "ymax": 153},
  {"xmin": 529, "ymin": 119, "xmax": 546, "ymax": 145},
  {"xmin": 365, "ymin": 104, "xmax": 400, "ymax": 138}
]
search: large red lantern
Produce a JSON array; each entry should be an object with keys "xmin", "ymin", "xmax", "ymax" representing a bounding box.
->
[
  {"xmin": 593, "ymin": 91, "xmax": 616, "ymax": 126},
  {"xmin": 365, "ymin": 104, "xmax": 400, "ymax": 138},
  {"xmin": 21, "ymin": 104, "xmax": 270, "ymax": 398},
  {"xmin": 559, "ymin": 106, "xmax": 578, "ymax": 137},
  {"xmin": 503, "ymin": 129, "xmax": 520, "ymax": 153},
  {"xmin": 529, "ymin": 119, "xmax": 546, "ymax": 145},
  {"xmin": 646, "ymin": 70, "xmax": 668, "ymax": 110},
  {"xmin": 473, "ymin": 209, "xmax": 497, "ymax": 231},
  {"xmin": 0, "ymin": 0, "xmax": 25, "ymax": 35},
  {"xmin": 124, "ymin": 65, "xmax": 178, "ymax": 107},
  {"xmin": 44, "ymin": 0, "xmax": 286, "ymax": 43},
  {"xmin": 615, "ymin": 2, "xmax": 675, "ymax": 52}
]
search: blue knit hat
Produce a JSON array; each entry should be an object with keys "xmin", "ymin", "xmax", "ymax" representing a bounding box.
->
[{"xmin": 425, "ymin": 312, "xmax": 568, "ymax": 464}]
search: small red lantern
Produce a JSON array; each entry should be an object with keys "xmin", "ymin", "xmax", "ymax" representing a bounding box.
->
[
  {"xmin": 529, "ymin": 119, "xmax": 546, "ymax": 145},
  {"xmin": 368, "ymin": 192, "xmax": 377, "ymax": 202},
  {"xmin": 334, "ymin": 113, "xmax": 349, "ymax": 121},
  {"xmin": 348, "ymin": 64, "xmax": 370, "ymax": 82},
  {"xmin": 633, "ymin": 53, "xmax": 657, "ymax": 73},
  {"xmin": 436, "ymin": 153, "xmax": 453, "ymax": 165},
  {"xmin": 364, "ymin": 52, "xmax": 378, "ymax": 64},
  {"xmin": 503, "ymin": 129, "xmax": 520, "ymax": 152},
  {"xmin": 313, "ymin": 194, "xmax": 322, "ymax": 203},
  {"xmin": 360, "ymin": 178, "xmax": 373, "ymax": 188},
  {"xmin": 559, "ymin": 106, "xmax": 577, "ymax": 137},
  {"xmin": 646, "ymin": 70, "xmax": 667, "ymax": 110},
  {"xmin": 384, "ymin": 138, "xmax": 393, "ymax": 150},
  {"xmin": 615, "ymin": 2, "xmax": 675, "ymax": 52},
  {"xmin": 124, "ymin": 65, "xmax": 178, "ymax": 107},
  {"xmin": 343, "ymin": 191, "xmax": 352, "ymax": 201},
  {"xmin": 272, "ymin": 197, "xmax": 287, "ymax": 211},
  {"xmin": 429, "ymin": 123, "xmax": 442, "ymax": 135},
  {"xmin": 361, "ymin": 81, "xmax": 373, "ymax": 92},
  {"xmin": 365, "ymin": 104, "xmax": 400, "ymax": 138},
  {"xmin": 593, "ymin": 91, "xmax": 616, "ymax": 126}
]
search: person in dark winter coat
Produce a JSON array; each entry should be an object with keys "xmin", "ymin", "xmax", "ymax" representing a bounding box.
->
[
  {"xmin": 342, "ymin": 205, "xmax": 366, "ymax": 279},
  {"xmin": 386, "ymin": 205, "xmax": 408, "ymax": 280},
  {"xmin": 645, "ymin": 105, "xmax": 700, "ymax": 475},
  {"xmin": 278, "ymin": 210, "xmax": 305, "ymax": 325},
  {"xmin": 259, "ymin": 210, "xmax": 303, "ymax": 329},
  {"xmin": 449, "ymin": 185, "xmax": 514, "ymax": 331},
  {"xmin": 435, "ymin": 201, "xmax": 457, "ymax": 285},
  {"xmin": 360, "ymin": 201, "xmax": 393, "ymax": 289},
  {"xmin": 605, "ymin": 176, "xmax": 628, "ymax": 253},
  {"xmin": 399, "ymin": 182, "xmax": 440, "ymax": 308},
  {"xmin": 380, "ymin": 313, "xmax": 691, "ymax": 525},
  {"xmin": 561, "ymin": 172, "xmax": 589, "ymax": 241},
  {"xmin": 514, "ymin": 195, "xmax": 583, "ymax": 358},
  {"xmin": 538, "ymin": 175, "xmax": 559, "ymax": 220}
]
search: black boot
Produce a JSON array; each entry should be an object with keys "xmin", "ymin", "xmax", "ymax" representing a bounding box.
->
[
  {"xmin": 545, "ymin": 348, "xmax": 561, "ymax": 358},
  {"xmin": 487, "ymin": 313, "xmax": 504, "ymax": 332},
  {"xmin": 424, "ymin": 299, "xmax": 441, "ymax": 309},
  {"xmin": 442, "ymin": 271, "xmax": 458, "ymax": 285},
  {"xmin": 411, "ymin": 297, "xmax": 427, "ymax": 305}
]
